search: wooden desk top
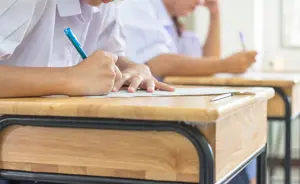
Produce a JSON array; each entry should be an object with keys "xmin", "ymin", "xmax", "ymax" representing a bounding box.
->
[
  {"xmin": 165, "ymin": 72, "xmax": 300, "ymax": 88},
  {"xmin": 0, "ymin": 87, "xmax": 274, "ymax": 123}
]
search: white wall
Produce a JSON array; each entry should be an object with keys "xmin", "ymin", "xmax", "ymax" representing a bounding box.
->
[
  {"xmin": 263, "ymin": 0, "xmax": 300, "ymax": 70},
  {"xmin": 190, "ymin": 0, "xmax": 300, "ymax": 71}
]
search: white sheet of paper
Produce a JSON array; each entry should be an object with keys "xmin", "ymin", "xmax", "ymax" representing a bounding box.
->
[{"xmin": 87, "ymin": 87, "xmax": 255, "ymax": 98}]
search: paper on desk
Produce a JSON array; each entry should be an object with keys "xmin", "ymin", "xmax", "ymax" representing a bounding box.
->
[{"xmin": 88, "ymin": 87, "xmax": 255, "ymax": 98}]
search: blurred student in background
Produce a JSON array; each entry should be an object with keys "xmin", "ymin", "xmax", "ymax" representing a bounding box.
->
[
  {"xmin": 119, "ymin": 0, "xmax": 257, "ymax": 183},
  {"xmin": 119, "ymin": 0, "xmax": 257, "ymax": 79}
]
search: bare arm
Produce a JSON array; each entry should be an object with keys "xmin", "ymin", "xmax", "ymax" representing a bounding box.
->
[
  {"xmin": 0, "ymin": 55, "xmax": 139, "ymax": 98},
  {"xmin": 0, "ymin": 65, "xmax": 70, "ymax": 98},
  {"xmin": 202, "ymin": 2, "xmax": 221, "ymax": 57},
  {"xmin": 147, "ymin": 54, "xmax": 226, "ymax": 77}
]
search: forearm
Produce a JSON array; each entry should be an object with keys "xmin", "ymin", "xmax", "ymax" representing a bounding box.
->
[
  {"xmin": 0, "ymin": 65, "xmax": 70, "ymax": 97},
  {"xmin": 147, "ymin": 54, "xmax": 226, "ymax": 77},
  {"xmin": 202, "ymin": 11, "xmax": 221, "ymax": 57}
]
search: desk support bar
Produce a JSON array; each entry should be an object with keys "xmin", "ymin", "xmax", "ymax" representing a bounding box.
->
[
  {"xmin": 0, "ymin": 115, "xmax": 214, "ymax": 184},
  {"xmin": 186, "ymin": 83, "xmax": 293, "ymax": 184},
  {"xmin": 257, "ymin": 145, "xmax": 267, "ymax": 184},
  {"xmin": 269, "ymin": 87, "xmax": 292, "ymax": 184}
]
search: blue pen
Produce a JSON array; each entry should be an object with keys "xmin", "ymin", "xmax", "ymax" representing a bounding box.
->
[
  {"xmin": 64, "ymin": 28, "xmax": 88, "ymax": 59},
  {"xmin": 239, "ymin": 32, "xmax": 246, "ymax": 51}
]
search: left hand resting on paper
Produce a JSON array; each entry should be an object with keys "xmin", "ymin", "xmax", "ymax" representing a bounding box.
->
[{"xmin": 112, "ymin": 56, "xmax": 175, "ymax": 93}]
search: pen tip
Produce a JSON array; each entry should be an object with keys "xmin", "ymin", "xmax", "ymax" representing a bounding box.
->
[{"xmin": 64, "ymin": 28, "xmax": 71, "ymax": 34}]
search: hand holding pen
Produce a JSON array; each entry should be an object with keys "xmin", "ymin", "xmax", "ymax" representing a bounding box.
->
[
  {"xmin": 63, "ymin": 28, "xmax": 121, "ymax": 96},
  {"xmin": 239, "ymin": 32, "xmax": 256, "ymax": 71},
  {"xmin": 63, "ymin": 28, "xmax": 174, "ymax": 94}
]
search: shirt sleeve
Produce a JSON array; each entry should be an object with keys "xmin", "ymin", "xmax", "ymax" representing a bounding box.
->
[
  {"xmin": 118, "ymin": 1, "xmax": 173, "ymax": 64},
  {"xmin": 0, "ymin": 0, "xmax": 37, "ymax": 60},
  {"xmin": 177, "ymin": 31, "xmax": 203, "ymax": 58},
  {"xmin": 95, "ymin": 3, "xmax": 126, "ymax": 57}
]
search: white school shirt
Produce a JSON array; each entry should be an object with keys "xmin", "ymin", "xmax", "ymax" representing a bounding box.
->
[
  {"xmin": 0, "ymin": 0, "xmax": 125, "ymax": 67},
  {"xmin": 118, "ymin": 0, "xmax": 202, "ymax": 64}
]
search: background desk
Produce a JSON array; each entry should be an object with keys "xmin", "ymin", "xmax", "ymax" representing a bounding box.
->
[
  {"xmin": 165, "ymin": 72, "xmax": 300, "ymax": 184},
  {"xmin": 0, "ymin": 87, "xmax": 273, "ymax": 184}
]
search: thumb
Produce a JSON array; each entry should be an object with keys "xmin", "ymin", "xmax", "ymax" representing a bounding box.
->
[
  {"xmin": 244, "ymin": 51, "xmax": 257, "ymax": 64},
  {"xmin": 104, "ymin": 52, "xmax": 118, "ymax": 63},
  {"xmin": 246, "ymin": 51, "xmax": 258, "ymax": 61}
]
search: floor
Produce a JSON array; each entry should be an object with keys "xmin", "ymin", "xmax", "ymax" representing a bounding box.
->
[{"xmin": 268, "ymin": 118, "xmax": 300, "ymax": 184}]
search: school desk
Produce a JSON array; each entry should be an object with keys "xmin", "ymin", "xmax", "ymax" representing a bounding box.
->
[
  {"xmin": 0, "ymin": 87, "xmax": 273, "ymax": 184},
  {"xmin": 165, "ymin": 72, "xmax": 300, "ymax": 184}
]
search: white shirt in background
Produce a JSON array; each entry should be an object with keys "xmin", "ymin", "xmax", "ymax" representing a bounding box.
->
[
  {"xmin": 118, "ymin": 0, "xmax": 202, "ymax": 64},
  {"xmin": 0, "ymin": 0, "xmax": 125, "ymax": 67}
]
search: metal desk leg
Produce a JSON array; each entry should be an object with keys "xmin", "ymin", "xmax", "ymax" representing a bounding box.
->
[
  {"xmin": 284, "ymin": 116, "xmax": 292, "ymax": 184},
  {"xmin": 257, "ymin": 145, "xmax": 267, "ymax": 184},
  {"xmin": 274, "ymin": 87, "xmax": 292, "ymax": 184}
]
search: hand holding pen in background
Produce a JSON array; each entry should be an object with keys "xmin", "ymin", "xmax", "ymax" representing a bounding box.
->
[
  {"xmin": 218, "ymin": 33, "xmax": 257, "ymax": 74},
  {"xmin": 239, "ymin": 32, "xmax": 256, "ymax": 71}
]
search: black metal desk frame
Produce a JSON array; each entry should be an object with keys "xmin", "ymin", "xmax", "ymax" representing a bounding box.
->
[
  {"xmin": 0, "ymin": 115, "xmax": 265, "ymax": 184},
  {"xmin": 185, "ymin": 84, "xmax": 299, "ymax": 184}
]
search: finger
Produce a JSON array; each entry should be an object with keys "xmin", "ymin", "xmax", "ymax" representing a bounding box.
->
[
  {"xmin": 112, "ymin": 66, "xmax": 122, "ymax": 92},
  {"xmin": 113, "ymin": 73, "xmax": 131, "ymax": 92},
  {"xmin": 246, "ymin": 51, "xmax": 258, "ymax": 58},
  {"xmin": 141, "ymin": 79, "xmax": 155, "ymax": 93},
  {"xmin": 128, "ymin": 76, "xmax": 143, "ymax": 93},
  {"xmin": 245, "ymin": 57, "xmax": 256, "ymax": 65},
  {"xmin": 155, "ymin": 81, "xmax": 175, "ymax": 92},
  {"xmin": 243, "ymin": 52, "xmax": 257, "ymax": 64},
  {"xmin": 252, "ymin": 52, "xmax": 258, "ymax": 61},
  {"xmin": 249, "ymin": 55, "xmax": 257, "ymax": 64}
]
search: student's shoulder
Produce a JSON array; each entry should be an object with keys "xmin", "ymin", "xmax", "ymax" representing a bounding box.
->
[
  {"xmin": 0, "ymin": 0, "xmax": 48, "ymax": 36},
  {"xmin": 0, "ymin": 0, "xmax": 45, "ymax": 15},
  {"xmin": 0, "ymin": 0, "xmax": 37, "ymax": 17}
]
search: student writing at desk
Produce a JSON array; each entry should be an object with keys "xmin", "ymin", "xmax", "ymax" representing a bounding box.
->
[
  {"xmin": 0, "ymin": 0, "xmax": 174, "ymax": 183},
  {"xmin": 0, "ymin": 0, "xmax": 173, "ymax": 99},
  {"xmin": 119, "ymin": 0, "xmax": 257, "ymax": 78},
  {"xmin": 119, "ymin": 0, "xmax": 256, "ymax": 183}
]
